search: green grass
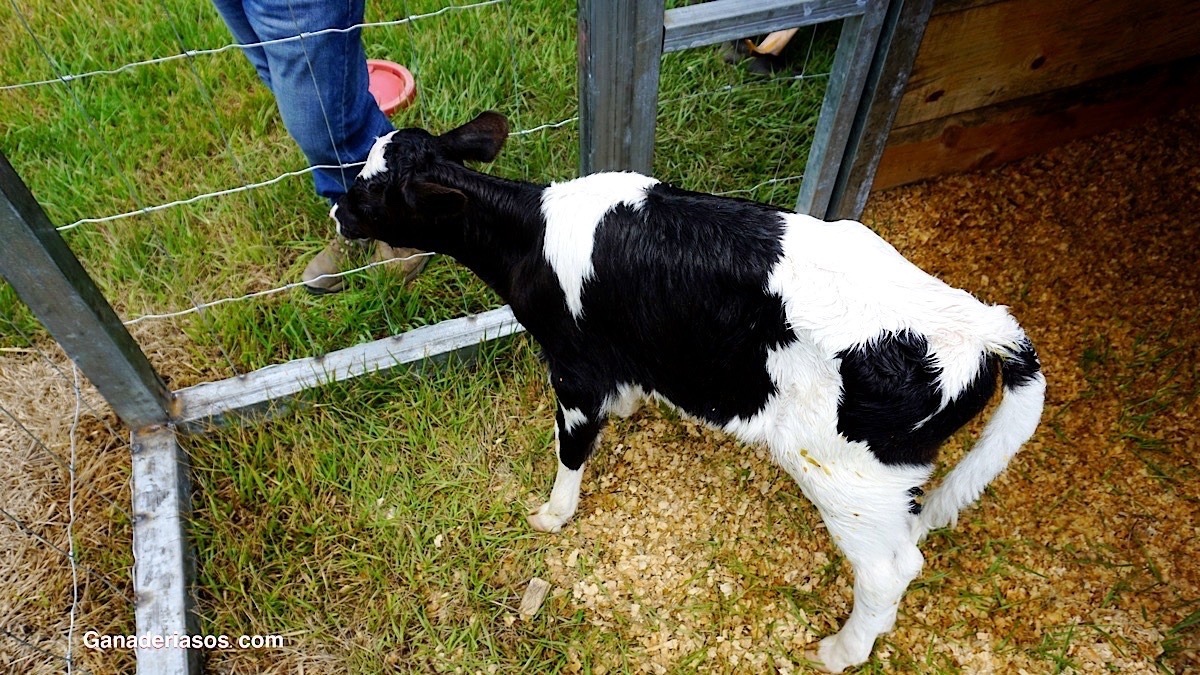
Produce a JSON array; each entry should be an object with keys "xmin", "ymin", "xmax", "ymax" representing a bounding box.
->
[{"xmin": 186, "ymin": 337, "xmax": 574, "ymax": 671}]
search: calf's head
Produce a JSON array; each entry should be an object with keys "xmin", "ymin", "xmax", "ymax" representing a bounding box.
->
[{"xmin": 331, "ymin": 111, "xmax": 509, "ymax": 248}]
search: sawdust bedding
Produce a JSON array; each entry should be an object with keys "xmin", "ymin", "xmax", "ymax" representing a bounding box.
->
[
  {"xmin": 3, "ymin": 107, "xmax": 1198, "ymax": 673},
  {"xmin": 536, "ymin": 106, "xmax": 1200, "ymax": 673}
]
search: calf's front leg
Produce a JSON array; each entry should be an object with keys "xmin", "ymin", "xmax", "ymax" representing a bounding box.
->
[{"xmin": 528, "ymin": 400, "xmax": 603, "ymax": 533}]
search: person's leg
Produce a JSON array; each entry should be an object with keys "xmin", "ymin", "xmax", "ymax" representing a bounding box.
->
[
  {"xmin": 241, "ymin": 0, "xmax": 393, "ymax": 200},
  {"xmin": 231, "ymin": 0, "xmax": 425, "ymax": 292},
  {"xmin": 211, "ymin": 0, "xmax": 273, "ymax": 87}
]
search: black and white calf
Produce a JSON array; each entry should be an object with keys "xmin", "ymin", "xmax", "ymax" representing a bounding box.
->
[{"xmin": 332, "ymin": 112, "xmax": 1045, "ymax": 672}]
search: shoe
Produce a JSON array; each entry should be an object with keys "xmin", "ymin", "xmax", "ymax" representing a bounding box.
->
[
  {"xmin": 301, "ymin": 235, "xmax": 372, "ymax": 294},
  {"xmin": 302, "ymin": 236, "xmax": 430, "ymax": 294},
  {"xmin": 373, "ymin": 242, "xmax": 430, "ymax": 286}
]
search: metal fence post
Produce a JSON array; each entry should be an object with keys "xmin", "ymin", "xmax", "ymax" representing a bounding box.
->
[
  {"xmin": 795, "ymin": 0, "xmax": 891, "ymax": 219},
  {"xmin": 825, "ymin": 0, "xmax": 935, "ymax": 220},
  {"xmin": 578, "ymin": 0, "xmax": 666, "ymax": 175},
  {"xmin": 0, "ymin": 152, "xmax": 200, "ymax": 674},
  {"xmin": 130, "ymin": 425, "xmax": 200, "ymax": 675},
  {"xmin": 0, "ymin": 151, "xmax": 172, "ymax": 429}
]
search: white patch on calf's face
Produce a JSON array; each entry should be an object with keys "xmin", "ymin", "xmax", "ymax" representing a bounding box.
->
[
  {"xmin": 329, "ymin": 203, "xmax": 341, "ymax": 236},
  {"xmin": 540, "ymin": 172, "xmax": 660, "ymax": 319},
  {"xmin": 359, "ymin": 131, "xmax": 398, "ymax": 181}
]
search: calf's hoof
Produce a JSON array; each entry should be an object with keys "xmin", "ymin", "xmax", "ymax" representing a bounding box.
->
[
  {"xmin": 803, "ymin": 632, "xmax": 871, "ymax": 673},
  {"xmin": 527, "ymin": 503, "xmax": 572, "ymax": 533}
]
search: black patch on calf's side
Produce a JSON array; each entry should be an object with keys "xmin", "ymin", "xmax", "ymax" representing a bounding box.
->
[
  {"xmin": 837, "ymin": 332, "xmax": 999, "ymax": 466},
  {"xmin": 574, "ymin": 183, "xmax": 798, "ymax": 425}
]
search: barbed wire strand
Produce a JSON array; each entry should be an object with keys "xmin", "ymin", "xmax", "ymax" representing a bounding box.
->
[
  {"xmin": 0, "ymin": 0, "xmax": 505, "ymax": 92},
  {"xmin": 122, "ymin": 251, "xmax": 435, "ymax": 325},
  {"xmin": 54, "ymin": 110, "xmax": 582, "ymax": 233},
  {"xmin": 56, "ymin": 163, "xmax": 361, "ymax": 232}
]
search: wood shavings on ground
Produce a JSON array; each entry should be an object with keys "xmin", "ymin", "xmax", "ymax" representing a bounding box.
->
[{"xmin": 538, "ymin": 106, "xmax": 1200, "ymax": 673}]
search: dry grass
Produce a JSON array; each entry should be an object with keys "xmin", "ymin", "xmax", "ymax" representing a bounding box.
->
[
  {"xmin": 2, "ymin": 106, "xmax": 1198, "ymax": 673},
  {"xmin": 0, "ymin": 344, "xmax": 135, "ymax": 674}
]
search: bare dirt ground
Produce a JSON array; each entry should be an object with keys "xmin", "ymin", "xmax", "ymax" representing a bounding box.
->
[{"xmin": 3, "ymin": 106, "xmax": 1197, "ymax": 673}]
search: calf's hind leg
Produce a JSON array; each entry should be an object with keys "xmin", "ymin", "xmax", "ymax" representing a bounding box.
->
[
  {"xmin": 528, "ymin": 400, "xmax": 603, "ymax": 533},
  {"xmin": 797, "ymin": 462, "xmax": 930, "ymax": 672}
]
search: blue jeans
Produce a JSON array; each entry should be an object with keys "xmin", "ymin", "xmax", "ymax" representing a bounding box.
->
[{"xmin": 212, "ymin": 0, "xmax": 394, "ymax": 202}]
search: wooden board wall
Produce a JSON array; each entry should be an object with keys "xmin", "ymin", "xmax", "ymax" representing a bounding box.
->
[{"xmin": 873, "ymin": 0, "xmax": 1200, "ymax": 191}]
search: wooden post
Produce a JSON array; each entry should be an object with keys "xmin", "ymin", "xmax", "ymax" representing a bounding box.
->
[
  {"xmin": 826, "ymin": 0, "xmax": 935, "ymax": 220},
  {"xmin": 131, "ymin": 425, "xmax": 199, "ymax": 675},
  {"xmin": 173, "ymin": 306, "xmax": 524, "ymax": 431}
]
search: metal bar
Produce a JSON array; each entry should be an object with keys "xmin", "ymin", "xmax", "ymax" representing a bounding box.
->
[
  {"xmin": 794, "ymin": 0, "xmax": 891, "ymax": 219},
  {"xmin": 663, "ymin": 0, "xmax": 868, "ymax": 53},
  {"xmin": 0, "ymin": 152, "xmax": 172, "ymax": 429},
  {"xmin": 173, "ymin": 306, "xmax": 524, "ymax": 431},
  {"xmin": 826, "ymin": 0, "xmax": 933, "ymax": 219},
  {"xmin": 577, "ymin": 0, "xmax": 665, "ymax": 175},
  {"xmin": 131, "ymin": 425, "xmax": 199, "ymax": 675}
]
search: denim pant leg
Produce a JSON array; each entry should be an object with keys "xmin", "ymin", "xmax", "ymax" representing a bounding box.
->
[
  {"xmin": 215, "ymin": 0, "xmax": 394, "ymax": 201},
  {"xmin": 211, "ymin": 0, "xmax": 273, "ymax": 87}
]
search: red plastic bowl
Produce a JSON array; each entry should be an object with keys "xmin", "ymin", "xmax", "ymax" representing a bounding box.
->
[{"xmin": 366, "ymin": 59, "xmax": 416, "ymax": 116}]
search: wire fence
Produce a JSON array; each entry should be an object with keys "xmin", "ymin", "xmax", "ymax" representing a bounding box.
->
[{"xmin": 0, "ymin": 3, "xmax": 833, "ymax": 665}]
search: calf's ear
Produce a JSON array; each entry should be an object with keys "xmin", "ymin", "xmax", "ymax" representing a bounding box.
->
[
  {"xmin": 439, "ymin": 111, "xmax": 509, "ymax": 163},
  {"xmin": 406, "ymin": 181, "xmax": 467, "ymax": 217}
]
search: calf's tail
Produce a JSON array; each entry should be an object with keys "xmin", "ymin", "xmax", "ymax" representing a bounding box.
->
[{"xmin": 917, "ymin": 337, "xmax": 1045, "ymax": 536}]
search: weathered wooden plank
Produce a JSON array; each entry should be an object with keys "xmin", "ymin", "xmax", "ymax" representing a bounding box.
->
[
  {"xmin": 826, "ymin": 0, "xmax": 934, "ymax": 220},
  {"xmin": 795, "ymin": 2, "xmax": 891, "ymax": 218},
  {"xmin": 895, "ymin": 0, "xmax": 1200, "ymax": 128},
  {"xmin": 874, "ymin": 55, "xmax": 1200, "ymax": 190},
  {"xmin": 131, "ymin": 425, "xmax": 199, "ymax": 675},
  {"xmin": 172, "ymin": 306, "xmax": 524, "ymax": 431}
]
